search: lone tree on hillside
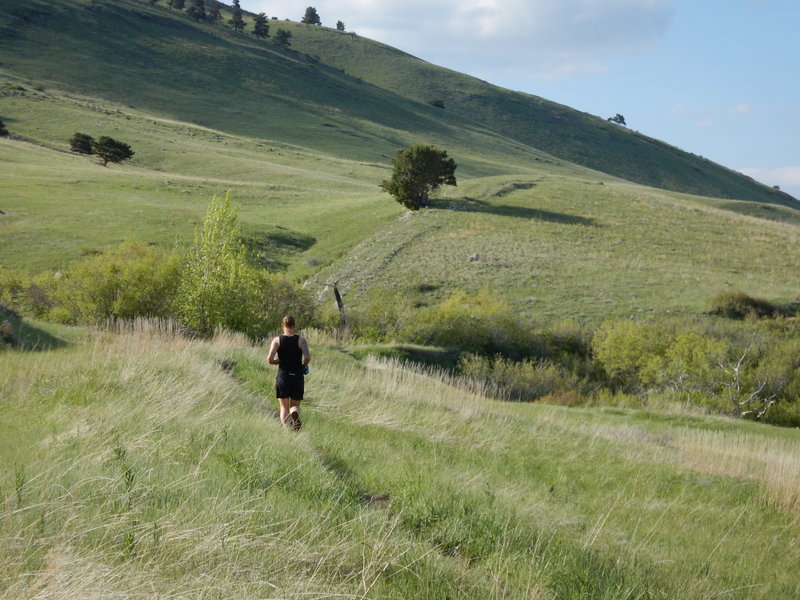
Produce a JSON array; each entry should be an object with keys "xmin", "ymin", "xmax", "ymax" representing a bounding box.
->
[
  {"xmin": 253, "ymin": 12, "xmax": 269, "ymax": 37},
  {"xmin": 229, "ymin": 0, "xmax": 245, "ymax": 32},
  {"xmin": 274, "ymin": 28, "xmax": 292, "ymax": 47},
  {"xmin": 93, "ymin": 136, "xmax": 134, "ymax": 166},
  {"xmin": 608, "ymin": 113, "xmax": 627, "ymax": 126},
  {"xmin": 380, "ymin": 144, "xmax": 457, "ymax": 210},
  {"xmin": 336, "ymin": 20, "xmax": 345, "ymax": 31},
  {"xmin": 69, "ymin": 132, "xmax": 94, "ymax": 154},
  {"xmin": 301, "ymin": 6, "xmax": 321, "ymax": 25}
]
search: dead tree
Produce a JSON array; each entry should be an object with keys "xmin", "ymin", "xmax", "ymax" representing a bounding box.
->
[
  {"xmin": 720, "ymin": 346, "xmax": 776, "ymax": 419},
  {"xmin": 325, "ymin": 280, "xmax": 347, "ymax": 330}
]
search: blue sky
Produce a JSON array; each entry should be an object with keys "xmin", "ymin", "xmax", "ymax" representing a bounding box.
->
[{"xmin": 242, "ymin": 0, "xmax": 800, "ymax": 200}]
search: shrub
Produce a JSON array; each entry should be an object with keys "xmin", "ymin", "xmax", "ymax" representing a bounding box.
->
[
  {"xmin": 591, "ymin": 320, "xmax": 669, "ymax": 391},
  {"xmin": 46, "ymin": 240, "xmax": 183, "ymax": 324},
  {"xmin": 401, "ymin": 289, "xmax": 529, "ymax": 356},
  {"xmin": 0, "ymin": 317, "xmax": 18, "ymax": 348},
  {"xmin": 458, "ymin": 353, "xmax": 578, "ymax": 402},
  {"xmin": 708, "ymin": 289, "xmax": 783, "ymax": 319}
]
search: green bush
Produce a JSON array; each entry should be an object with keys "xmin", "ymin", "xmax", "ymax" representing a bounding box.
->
[
  {"xmin": 400, "ymin": 289, "xmax": 530, "ymax": 356},
  {"xmin": 591, "ymin": 320, "xmax": 670, "ymax": 391},
  {"xmin": 459, "ymin": 353, "xmax": 578, "ymax": 402},
  {"xmin": 46, "ymin": 240, "xmax": 183, "ymax": 324},
  {"xmin": 707, "ymin": 289, "xmax": 784, "ymax": 319}
]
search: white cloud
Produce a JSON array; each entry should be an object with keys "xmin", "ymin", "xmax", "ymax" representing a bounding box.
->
[
  {"xmin": 243, "ymin": 0, "xmax": 675, "ymax": 81},
  {"xmin": 729, "ymin": 103, "xmax": 752, "ymax": 114}
]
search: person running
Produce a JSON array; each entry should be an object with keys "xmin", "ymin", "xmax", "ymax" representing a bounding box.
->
[{"xmin": 266, "ymin": 315, "xmax": 311, "ymax": 430}]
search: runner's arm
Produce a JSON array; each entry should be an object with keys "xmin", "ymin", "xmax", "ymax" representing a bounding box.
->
[{"xmin": 266, "ymin": 336, "xmax": 281, "ymax": 365}]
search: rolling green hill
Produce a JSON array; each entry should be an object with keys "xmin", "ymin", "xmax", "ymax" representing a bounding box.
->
[
  {"xmin": 1, "ymin": 0, "xmax": 795, "ymax": 205},
  {"xmin": 2, "ymin": 0, "xmax": 800, "ymax": 324}
]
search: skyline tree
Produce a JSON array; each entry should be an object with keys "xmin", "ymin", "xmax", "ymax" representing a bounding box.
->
[
  {"xmin": 301, "ymin": 6, "xmax": 321, "ymax": 25},
  {"xmin": 229, "ymin": 0, "xmax": 245, "ymax": 32},
  {"xmin": 336, "ymin": 20, "xmax": 345, "ymax": 31},
  {"xmin": 209, "ymin": 0, "xmax": 222, "ymax": 24}
]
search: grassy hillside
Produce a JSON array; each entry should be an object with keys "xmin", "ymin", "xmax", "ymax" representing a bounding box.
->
[
  {"xmin": 1, "ymin": 0, "xmax": 795, "ymax": 206},
  {"xmin": 2, "ymin": 0, "xmax": 800, "ymax": 325},
  {"xmin": 3, "ymin": 321, "xmax": 800, "ymax": 598}
]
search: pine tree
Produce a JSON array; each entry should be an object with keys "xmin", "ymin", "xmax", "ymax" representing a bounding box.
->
[
  {"xmin": 274, "ymin": 28, "xmax": 292, "ymax": 47},
  {"xmin": 69, "ymin": 132, "xmax": 94, "ymax": 154},
  {"xmin": 209, "ymin": 0, "xmax": 222, "ymax": 24},
  {"xmin": 92, "ymin": 136, "xmax": 134, "ymax": 166},
  {"xmin": 229, "ymin": 0, "xmax": 245, "ymax": 32},
  {"xmin": 380, "ymin": 144, "xmax": 457, "ymax": 210},
  {"xmin": 301, "ymin": 6, "xmax": 321, "ymax": 25},
  {"xmin": 253, "ymin": 13, "xmax": 269, "ymax": 38}
]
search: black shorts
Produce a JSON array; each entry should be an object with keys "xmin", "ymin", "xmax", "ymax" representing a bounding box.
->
[{"xmin": 276, "ymin": 371, "xmax": 304, "ymax": 400}]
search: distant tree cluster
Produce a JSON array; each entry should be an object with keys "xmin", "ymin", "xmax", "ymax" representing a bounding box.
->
[{"xmin": 69, "ymin": 132, "xmax": 135, "ymax": 166}]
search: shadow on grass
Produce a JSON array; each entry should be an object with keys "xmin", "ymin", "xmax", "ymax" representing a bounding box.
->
[
  {"xmin": 431, "ymin": 196, "xmax": 596, "ymax": 226},
  {"xmin": 1, "ymin": 309, "xmax": 68, "ymax": 351},
  {"xmin": 242, "ymin": 226, "xmax": 316, "ymax": 272}
]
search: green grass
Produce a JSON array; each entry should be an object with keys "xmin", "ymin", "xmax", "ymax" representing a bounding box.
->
[
  {"xmin": 2, "ymin": 321, "xmax": 800, "ymax": 598},
  {"xmin": 317, "ymin": 174, "xmax": 800, "ymax": 323},
  {"xmin": 1, "ymin": 0, "xmax": 794, "ymax": 205}
]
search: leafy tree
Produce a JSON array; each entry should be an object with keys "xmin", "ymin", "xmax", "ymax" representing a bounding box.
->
[
  {"xmin": 608, "ymin": 113, "xmax": 627, "ymax": 126},
  {"xmin": 274, "ymin": 28, "xmax": 292, "ymax": 47},
  {"xmin": 336, "ymin": 20, "xmax": 345, "ymax": 31},
  {"xmin": 186, "ymin": 0, "xmax": 206, "ymax": 21},
  {"xmin": 0, "ymin": 118, "xmax": 8, "ymax": 137},
  {"xmin": 301, "ymin": 6, "xmax": 321, "ymax": 25},
  {"xmin": 176, "ymin": 193, "xmax": 262, "ymax": 337},
  {"xmin": 167, "ymin": 0, "xmax": 185, "ymax": 10},
  {"xmin": 69, "ymin": 132, "xmax": 94, "ymax": 154},
  {"xmin": 229, "ymin": 0, "xmax": 245, "ymax": 32},
  {"xmin": 92, "ymin": 136, "xmax": 134, "ymax": 166},
  {"xmin": 253, "ymin": 12, "xmax": 269, "ymax": 37},
  {"xmin": 380, "ymin": 144, "xmax": 457, "ymax": 210}
]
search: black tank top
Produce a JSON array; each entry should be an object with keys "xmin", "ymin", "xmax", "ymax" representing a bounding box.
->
[{"xmin": 277, "ymin": 335, "xmax": 303, "ymax": 375}]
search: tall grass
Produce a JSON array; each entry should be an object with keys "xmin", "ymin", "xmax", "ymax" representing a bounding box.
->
[{"xmin": 4, "ymin": 321, "xmax": 800, "ymax": 598}]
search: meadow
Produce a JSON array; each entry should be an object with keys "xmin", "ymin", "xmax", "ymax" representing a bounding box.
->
[
  {"xmin": 2, "ymin": 320, "xmax": 800, "ymax": 599},
  {"xmin": 3, "ymin": 2, "xmax": 800, "ymax": 596}
]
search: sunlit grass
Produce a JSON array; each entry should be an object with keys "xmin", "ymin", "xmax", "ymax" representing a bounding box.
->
[{"xmin": 6, "ymin": 320, "xmax": 798, "ymax": 598}]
